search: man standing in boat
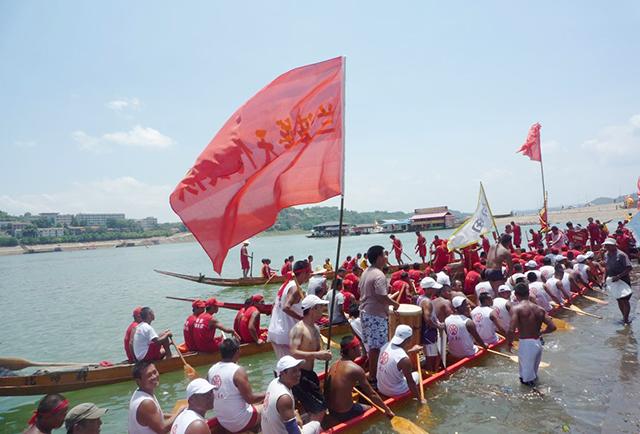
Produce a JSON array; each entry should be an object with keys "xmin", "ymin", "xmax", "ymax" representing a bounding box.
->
[
  {"xmin": 415, "ymin": 231, "xmax": 427, "ymax": 264},
  {"xmin": 511, "ymin": 221, "xmax": 522, "ymax": 249},
  {"xmin": 507, "ymin": 283, "xmax": 556, "ymax": 386},
  {"xmin": 485, "ymin": 234, "xmax": 513, "ymax": 293},
  {"xmin": 240, "ymin": 241, "xmax": 251, "ymax": 278},
  {"xmin": 390, "ymin": 235, "xmax": 404, "ymax": 265},
  {"xmin": 132, "ymin": 307, "xmax": 173, "ymax": 362}
]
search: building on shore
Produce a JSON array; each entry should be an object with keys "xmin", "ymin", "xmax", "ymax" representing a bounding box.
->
[
  {"xmin": 410, "ymin": 206, "xmax": 456, "ymax": 230},
  {"xmin": 379, "ymin": 219, "xmax": 411, "ymax": 233},
  {"xmin": 308, "ymin": 221, "xmax": 352, "ymax": 237},
  {"xmin": 136, "ymin": 217, "xmax": 158, "ymax": 231},
  {"xmin": 75, "ymin": 213, "xmax": 126, "ymax": 226},
  {"xmin": 351, "ymin": 223, "xmax": 377, "ymax": 235},
  {"xmin": 37, "ymin": 227, "xmax": 65, "ymax": 238}
]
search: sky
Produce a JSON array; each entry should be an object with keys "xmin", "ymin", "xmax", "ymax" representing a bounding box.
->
[{"xmin": 1, "ymin": 1, "xmax": 639, "ymax": 222}]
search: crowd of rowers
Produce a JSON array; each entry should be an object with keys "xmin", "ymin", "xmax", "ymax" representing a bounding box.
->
[{"xmin": 23, "ymin": 219, "xmax": 636, "ymax": 434}]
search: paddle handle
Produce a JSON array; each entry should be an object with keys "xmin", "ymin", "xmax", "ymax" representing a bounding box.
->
[
  {"xmin": 415, "ymin": 353, "xmax": 425, "ymax": 401},
  {"xmin": 169, "ymin": 337, "xmax": 189, "ymax": 366},
  {"xmin": 264, "ymin": 273, "xmax": 277, "ymax": 287},
  {"xmin": 353, "ymin": 387, "xmax": 386, "ymax": 414},
  {"xmin": 487, "ymin": 349, "xmax": 515, "ymax": 361},
  {"xmin": 562, "ymin": 305, "xmax": 603, "ymax": 319}
]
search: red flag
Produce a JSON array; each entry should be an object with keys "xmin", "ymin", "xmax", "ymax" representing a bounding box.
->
[
  {"xmin": 517, "ymin": 123, "xmax": 542, "ymax": 162},
  {"xmin": 170, "ymin": 57, "xmax": 344, "ymax": 273}
]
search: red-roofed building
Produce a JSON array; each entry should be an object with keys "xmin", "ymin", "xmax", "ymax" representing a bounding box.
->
[{"xmin": 410, "ymin": 206, "xmax": 456, "ymax": 230}]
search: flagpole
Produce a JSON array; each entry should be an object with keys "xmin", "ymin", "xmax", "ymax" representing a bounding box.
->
[
  {"xmin": 324, "ymin": 57, "xmax": 346, "ymax": 381},
  {"xmin": 538, "ymin": 126, "xmax": 548, "ymax": 229},
  {"xmin": 481, "ymin": 182, "xmax": 500, "ymax": 236}
]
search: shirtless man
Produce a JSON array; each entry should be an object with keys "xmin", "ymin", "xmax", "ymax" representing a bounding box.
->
[
  {"xmin": 507, "ymin": 283, "xmax": 557, "ymax": 386},
  {"xmin": 486, "ymin": 234, "xmax": 514, "ymax": 293},
  {"xmin": 289, "ymin": 295, "xmax": 332, "ymax": 415},
  {"xmin": 326, "ymin": 336, "xmax": 394, "ymax": 422}
]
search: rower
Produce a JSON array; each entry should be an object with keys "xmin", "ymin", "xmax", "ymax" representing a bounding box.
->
[
  {"xmin": 241, "ymin": 241, "xmax": 251, "ymax": 278},
  {"xmin": 133, "ymin": 307, "xmax": 172, "ymax": 362},
  {"xmin": 208, "ymin": 338, "xmax": 264, "ymax": 433},
  {"xmin": 289, "ymin": 295, "xmax": 332, "ymax": 415},
  {"xmin": 64, "ymin": 403, "xmax": 107, "ymax": 434},
  {"xmin": 326, "ymin": 336, "xmax": 394, "ymax": 422},
  {"xmin": 432, "ymin": 242, "xmax": 449, "ymax": 273},
  {"xmin": 359, "ymin": 253, "xmax": 368, "ymax": 270},
  {"xmin": 262, "ymin": 259, "xmax": 277, "ymax": 278},
  {"xmin": 281, "ymin": 258, "xmax": 292, "ymax": 277},
  {"xmin": 470, "ymin": 293, "xmax": 506, "ymax": 345},
  {"xmin": 324, "ymin": 282, "xmax": 347, "ymax": 325},
  {"xmin": 128, "ymin": 362, "xmax": 184, "ymax": 433},
  {"xmin": 170, "ymin": 379, "xmax": 215, "ymax": 434},
  {"xmin": 307, "ymin": 274, "xmax": 328, "ymax": 298},
  {"xmin": 444, "ymin": 296, "xmax": 488, "ymax": 359},
  {"xmin": 492, "ymin": 285, "xmax": 513, "ymax": 332},
  {"xmin": 572, "ymin": 255, "xmax": 590, "ymax": 286},
  {"xmin": 390, "ymin": 234, "xmax": 404, "ymax": 265},
  {"xmin": 268, "ymin": 260, "xmax": 310, "ymax": 359},
  {"xmin": 545, "ymin": 265, "xmax": 572, "ymax": 305},
  {"xmin": 183, "ymin": 300, "xmax": 205, "ymax": 351},
  {"xmin": 262, "ymin": 356, "xmax": 323, "ymax": 434},
  {"xmin": 344, "ymin": 267, "xmax": 362, "ymax": 298},
  {"xmin": 125, "ymin": 306, "xmax": 142, "ymax": 363},
  {"xmin": 475, "ymin": 278, "xmax": 494, "ymax": 300},
  {"xmin": 485, "ymin": 234, "xmax": 513, "ymax": 293},
  {"xmin": 340, "ymin": 279, "xmax": 357, "ymax": 314},
  {"xmin": 24, "ymin": 393, "xmax": 69, "ymax": 434},
  {"xmin": 193, "ymin": 298, "xmax": 240, "ymax": 353},
  {"xmin": 341, "ymin": 256, "xmax": 353, "ymax": 271},
  {"xmin": 524, "ymin": 260, "xmax": 542, "ymax": 281},
  {"xmin": 408, "ymin": 263, "xmax": 424, "ymax": 286},
  {"xmin": 390, "ymin": 272, "xmax": 414, "ymax": 304},
  {"xmin": 527, "ymin": 272, "xmax": 560, "ymax": 311},
  {"xmin": 376, "ymin": 325, "xmax": 426, "ymax": 403},
  {"xmin": 511, "ymin": 221, "xmax": 522, "ymax": 249},
  {"xmin": 347, "ymin": 304, "xmax": 367, "ymax": 354},
  {"xmin": 234, "ymin": 294, "xmax": 267, "ymax": 344},
  {"xmin": 480, "ymin": 234, "xmax": 491, "ymax": 256},
  {"xmin": 415, "ymin": 231, "xmax": 427, "ymax": 263},
  {"xmin": 507, "ymin": 283, "xmax": 557, "ymax": 386},
  {"xmin": 464, "ymin": 263, "xmax": 483, "ymax": 296},
  {"xmin": 418, "ymin": 277, "xmax": 445, "ymax": 372},
  {"xmin": 538, "ymin": 257, "xmax": 555, "ymax": 282},
  {"xmin": 323, "ymin": 258, "xmax": 334, "ymax": 272}
]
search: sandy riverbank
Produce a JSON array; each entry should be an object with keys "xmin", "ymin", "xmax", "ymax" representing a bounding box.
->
[{"xmin": 494, "ymin": 202, "xmax": 634, "ymax": 227}]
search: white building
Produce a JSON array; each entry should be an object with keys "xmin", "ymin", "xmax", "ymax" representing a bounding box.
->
[
  {"xmin": 37, "ymin": 227, "xmax": 65, "ymax": 237},
  {"xmin": 75, "ymin": 213, "xmax": 125, "ymax": 226}
]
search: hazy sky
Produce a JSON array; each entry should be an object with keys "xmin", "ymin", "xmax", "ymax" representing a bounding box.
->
[{"xmin": 2, "ymin": 1, "xmax": 639, "ymax": 222}]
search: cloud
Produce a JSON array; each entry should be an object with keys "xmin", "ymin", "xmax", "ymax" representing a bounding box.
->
[
  {"xmin": 72, "ymin": 125, "xmax": 175, "ymax": 153},
  {"xmin": 106, "ymin": 97, "xmax": 141, "ymax": 111},
  {"xmin": 581, "ymin": 114, "xmax": 640, "ymax": 161},
  {"xmin": 0, "ymin": 177, "xmax": 175, "ymax": 222}
]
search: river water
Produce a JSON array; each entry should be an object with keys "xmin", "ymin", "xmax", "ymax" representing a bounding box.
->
[{"xmin": 1, "ymin": 230, "xmax": 639, "ymax": 433}]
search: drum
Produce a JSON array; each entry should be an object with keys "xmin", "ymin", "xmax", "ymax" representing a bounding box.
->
[{"xmin": 388, "ymin": 303, "xmax": 422, "ymax": 349}]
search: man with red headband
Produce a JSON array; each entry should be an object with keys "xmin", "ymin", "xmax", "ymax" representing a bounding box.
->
[
  {"xmin": 124, "ymin": 306, "xmax": 142, "ymax": 363},
  {"xmin": 24, "ymin": 393, "xmax": 68, "ymax": 434},
  {"xmin": 132, "ymin": 307, "xmax": 173, "ymax": 362},
  {"xmin": 390, "ymin": 235, "xmax": 404, "ymax": 265},
  {"xmin": 183, "ymin": 300, "xmax": 206, "ymax": 351},
  {"xmin": 193, "ymin": 298, "xmax": 240, "ymax": 352},
  {"xmin": 234, "ymin": 294, "xmax": 267, "ymax": 344},
  {"xmin": 268, "ymin": 260, "xmax": 311, "ymax": 359}
]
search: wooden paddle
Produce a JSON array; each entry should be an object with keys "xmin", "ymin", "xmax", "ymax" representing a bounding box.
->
[
  {"xmin": 562, "ymin": 305, "xmax": 603, "ymax": 319},
  {"xmin": 590, "ymin": 286, "xmax": 609, "ymax": 296},
  {"xmin": 169, "ymin": 338, "xmax": 198, "ymax": 380},
  {"xmin": 487, "ymin": 349, "xmax": 550, "ymax": 368},
  {"xmin": 320, "ymin": 334, "xmax": 341, "ymax": 349},
  {"xmin": 353, "ymin": 388, "xmax": 428, "ymax": 434},
  {"xmin": 580, "ymin": 294, "xmax": 608, "ymax": 305},
  {"xmin": 0, "ymin": 357, "xmax": 97, "ymax": 371},
  {"xmin": 264, "ymin": 273, "xmax": 277, "ymax": 286},
  {"xmin": 415, "ymin": 353, "xmax": 425, "ymax": 402},
  {"xmin": 551, "ymin": 317, "xmax": 574, "ymax": 331}
]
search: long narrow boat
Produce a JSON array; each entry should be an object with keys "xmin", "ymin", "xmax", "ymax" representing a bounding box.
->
[
  {"xmin": 0, "ymin": 323, "xmax": 351, "ymax": 396},
  {"xmin": 321, "ymin": 284, "xmax": 596, "ymax": 433}
]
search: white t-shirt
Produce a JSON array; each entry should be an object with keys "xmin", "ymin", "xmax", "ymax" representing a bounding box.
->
[
  {"xmin": 262, "ymin": 378, "xmax": 293, "ymax": 434},
  {"xmin": 348, "ymin": 317, "xmax": 368, "ymax": 351},
  {"xmin": 133, "ymin": 322, "xmax": 158, "ymax": 360},
  {"xmin": 529, "ymin": 282, "xmax": 552, "ymax": 311},
  {"xmin": 475, "ymin": 281, "xmax": 493, "ymax": 299},
  {"xmin": 377, "ymin": 342, "xmax": 410, "ymax": 397},
  {"xmin": 445, "ymin": 314, "xmax": 476, "ymax": 358},
  {"xmin": 573, "ymin": 263, "xmax": 590, "ymax": 283},
  {"xmin": 268, "ymin": 281, "xmax": 303, "ymax": 345},
  {"xmin": 492, "ymin": 297, "xmax": 510, "ymax": 331},
  {"xmin": 539, "ymin": 265, "xmax": 555, "ymax": 281},
  {"xmin": 324, "ymin": 289, "xmax": 346, "ymax": 324},
  {"xmin": 471, "ymin": 306, "xmax": 498, "ymax": 344}
]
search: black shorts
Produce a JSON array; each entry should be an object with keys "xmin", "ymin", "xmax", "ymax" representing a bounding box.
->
[
  {"xmin": 330, "ymin": 403, "xmax": 366, "ymax": 422},
  {"xmin": 486, "ymin": 268, "xmax": 504, "ymax": 282},
  {"xmin": 292, "ymin": 368, "xmax": 326, "ymax": 413}
]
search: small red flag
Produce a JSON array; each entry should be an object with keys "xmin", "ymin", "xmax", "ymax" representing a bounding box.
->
[
  {"xmin": 170, "ymin": 57, "xmax": 344, "ymax": 273},
  {"xmin": 517, "ymin": 123, "xmax": 542, "ymax": 162}
]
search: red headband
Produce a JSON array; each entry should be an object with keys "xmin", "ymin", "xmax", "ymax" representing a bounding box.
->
[
  {"xmin": 28, "ymin": 399, "xmax": 69, "ymax": 425},
  {"xmin": 342, "ymin": 336, "xmax": 361, "ymax": 351}
]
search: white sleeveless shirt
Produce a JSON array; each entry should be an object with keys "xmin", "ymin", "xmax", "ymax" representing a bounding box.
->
[
  {"xmin": 268, "ymin": 281, "xmax": 303, "ymax": 345},
  {"xmin": 170, "ymin": 409, "xmax": 204, "ymax": 434},
  {"xmin": 208, "ymin": 361, "xmax": 253, "ymax": 432},
  {"xmin": 128, "ymin": 389, "xmax": 163, "ymax": 434},
  {"xmin": 573, "ymin": 263, "xmax": 589, "ymax": 283},
  {"xmin": 529, "ymin": 282, "xmax": 552, "ymax": 311},
  {"xmin": 545, "ymin": 277, "xmax": 564, "ymax": 301},
  {"xmin": 492, "ymin": 297, "xmax": 510, "ymax": 331},
  {"xmin": 561, "ymin": 273, "xmax": 572, "ymax": 296},
  {"xmin": 445, "ymin": 314, "xmax": 476, "ymax": 358},
  {"xmin": 262, "ymin": 378, "xmax": 294, "ymax": 434},
  {"xmin": 377, "ymin": 342, "xmax": 410, "ymax": 397},
  {"xmin": 471, "ymin": 306, "xmax": 498, "ymax": 344}
]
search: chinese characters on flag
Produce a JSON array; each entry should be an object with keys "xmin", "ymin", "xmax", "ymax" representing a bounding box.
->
[{"xmin": 170, "ymin": 57, "xmax": 345, "ymax": 273}]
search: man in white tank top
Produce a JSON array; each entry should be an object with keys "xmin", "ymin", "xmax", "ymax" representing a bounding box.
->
[
  {"xmin": 539, "ymin": 257, "xmax": 555, "ymax": 282},
  {"xmin": 262, "ymin": 356, "xmax": 322, "ymax": 434},
  {"xmin": 170, "ymin": 378, "xmax": 214, "ymax": 434},
  {"xmin": 545, "ymin": 265, "xmax": 572, "ymax": 305},
  {"xmin": 471, "ymin": 293, "xmax": 506, "ymax": 344},
  {"xmin": 526, "ymin": 272, "xmax": 561, "ymax": 312},
  {"xmin": 376, "ymin": 325, "xmax": 426, "ymax": 403},
  {"xmin": 573, "ymin": 255, "xmax": 590, "ymax": 286},
  {"xmin": 128, "ymin": 362, "xmax": 184, "ymax": 434},
  {"xmin": 268, "ymin": 260, "xmax": 310, "ymax": 359},
  {"xmin": 208, "ymin": 338, "xmax": 264, "ymax": 433},
  {"xmin": 445, "ymin": 296, "xmax": 488, "ymax": 359},
  {"xmin": 492, "ymin": 285, "xmax": 512, "ymax": 332}
]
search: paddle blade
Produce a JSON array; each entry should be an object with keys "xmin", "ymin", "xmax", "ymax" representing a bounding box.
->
[
  {"xmin": 391, "ymin": 416, "xmax": 429, "ymax": 434},
  {"xmin": 172, "ymin": 399, "xmax": 187, "ymax": 414},
  {"xmin": 183, "ymin": 363, "xmax": 198, "ymax": 380},
  {"xmin": 582, "ymin": 295, "xmax": 608, "ymax": 305},
  {"xmin": 551, "ymin": 318, "xmax": 574, "ymax": 331}
]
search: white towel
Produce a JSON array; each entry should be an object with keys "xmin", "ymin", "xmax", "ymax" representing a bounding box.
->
[
  {"xmin": 606, "ymin": 277, "xmax": 633, "ymax": 300},
  {"xmin": 518, "ymin": 338, "xmax": 542, "ymax": 383}
]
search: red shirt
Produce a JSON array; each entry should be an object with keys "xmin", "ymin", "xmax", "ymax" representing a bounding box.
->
[
  {"xmin": 481, "ymin": 237, "xmax": 490, "ymax": 254},
  {"xmin": 408, "ymin": 269, "xmax": 423, "ymax": 284},
  {"xmin": 463, "ymin": 270, "xmax": 481, "ymax": 295},
  {"xmin": 193, "ymin": 312, "xmax": 218, "ymax": 352},
  {"xmin": 392, "ymin": 239, "xmax": 403, "ymax": 253},
  {"xmin": 124, "ymin": 321, "xmax": 138, "ymax": 362},
  {"xmin": 240, "ymin": 246, "xmax": 250, "ymax": 269},
  {"xmin": 236, "ymin": 306, "xmax": 259, "ymax": 343},
  {"xmin": 416, "ymin": 235, "xmax": 427, "ymax": 256},
  {"xmin": 391, "ymin": 280, "xmax": 412, "ymax": 304},
  {"xmin": 261, "ymin": 264, "xmax": 274, "ymax": 278},
  {"xmin": 513, "ymin": 224, "xmax": 522, "ymax": 244},
  {"xmin": 183, "ymin": 314, "xmax": 199, "ymax": 351},
  {"xmin": 340, "ymin": 290, "xmax": 356, "ymax": 313},
  {"xmin": 341, "ymin": 260, "xmax": 351, "ymax": 271},
  {"xmin": 280, "ymin": 262, "xmax": 291, "ymax": 277},
  {"xmin": 347, "ymin": 258, "xmax": 357, "ymax": 271},
  {"xmin": 389, "ymin": 270, "xmax": 403, "ymax": 285},
  {"xmin": 433, "ymin": 245, "xmax": 449, "ymax": 273},
  {"xmin": 344, "ymin": 273, "xmax": 360, "ymax": 298}
]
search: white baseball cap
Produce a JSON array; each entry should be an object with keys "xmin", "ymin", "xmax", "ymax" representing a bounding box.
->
[
  {"xmin": 301, "ymin": 294, "xmax": 329, "ymax": 310},
  {"xmin": 452, "ymin": 295, "xmax": 466, "ymax": 309},
  {"xmin": 276, "ymin": 355, "xmax": 305, "ymax": 375},
  {"xmin": 497, "ymin": 284, "xmax": 511, "ymax": 293},
  {"xmin": 436, "ymin": 271, "xmax": 451, "ymax": 286},
  {"xmin": 603, "ymin": 238, "xmax": 617, "ymax": 246},
  {"xmin": 186, "ymin": 378, "xmax": 215, "ymax": 399},
  {"xmin": 390, "ymin": 324, "xmax": 413, "ymax": 345},
  {"xmin": 585, "ymin": 251, "xmax": 594, "ymax": 259},
  {"xmin": 555, "ymin": 255, "xmax": 566, "ymax": 262},
  {"xmin": 525, "ymin": 260, "xmax": 538, "ymax": 269},
  {"xmin": 576, "ymin": 254, "xmax": 586, "ymax": 263},
  {"xmin": 420, "ymin": 276, "xmax": 443, "ymax": 290}
]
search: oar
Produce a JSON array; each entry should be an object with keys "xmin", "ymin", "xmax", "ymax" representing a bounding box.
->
[
  {"xmin": 415, "ymin": 353, "xmax": 425, "ymax": 402},
  {"xmin": 562, "ymin": 305, "xmax": 603, "ymax": 319},
  {"xmin": 0, "ymin": 357, "xmax": 97, "ymax": 371},
  {"xmin": 438, "ymin": 329, "xmax": 447, "ymax": 369},
  {"xmin": 487, "ymin": 349, "xmax": 550, "ymax": 369},
  {"xmin": 169, "ymin": 337, "xmax": 198, "ymax": 380},
  {"xmin": 580, "ymin": 294, "xmax": 608, "ymax": 305},
  {"xmin": 590, "ymin": 286, "xmax": 609, "ymax": 296},
  {"xmin": 402, "ymin": 252, "xmax": 414, "ymax": 263},
  {"xmin": 353, "ymin": 388, "xmax": 428, "ymax": 434},
  {"xmin": 264, "ymin": 273, "xmax": 277, "ymax": 286},
  {"xmin": 551, "ymin": 317, "xmax": 574, "ymax": 331},
  {"xmin": 320, "ymin": 334, "xmax": 341, "ymax": 349}
]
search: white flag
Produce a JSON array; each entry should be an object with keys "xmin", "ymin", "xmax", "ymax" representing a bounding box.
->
[{"xmin": 447, "ymin": 183, "xmax": 496, "ymax": 252}]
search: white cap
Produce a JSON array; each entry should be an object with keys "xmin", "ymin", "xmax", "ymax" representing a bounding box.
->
[
  {"xmin": 436, "ymin": 271, "xmax": 451, "ymax": 286},
  {"xmin": 452, "ymin": 295, "xmax": 466, "ymax": 309},
  {"xmin": 275, "ymin": 355, "xmax": 305, "ymax": 375},
  {"xmin": 243, "ymin": 240, "xmax": 250, "ymax": 245},
  {"xmin": 497, "ymin": 284, "xmax": 511, "ymax": 293},
  {"xmin": 525, "ymin": 260, "xmax": 538, "ymax": 269},
  {"xmin": 555, "ymin": 255, "xmax": 566, "ymax": 262},
  {"xmin": 603, "ymin": 237, "xmax": 617, "ymax": 246},
  {"xmin": 585, "ymin": 251, "xmax": 595, "ymax": 259},
  {"xmin": 420, "ymin": 276, "xmax": 443, "ymax": 290},
  {"xmin": 301, "ymin": 294, "xmax": 329, "ymax": 310},
  {"xmin": 390, "ymin": 324, "xmax": 413, "ymax": 345},
  {"xmin": 186, "ymin": 378, "xmax": 215, "ymax": 399},
  {"xmin": 576, "ymin": 254, "xmax": 586, "ymax": 263},
  {"xmin": 307, "ymin": 276, "xmax": 327, "ymax": 295}
]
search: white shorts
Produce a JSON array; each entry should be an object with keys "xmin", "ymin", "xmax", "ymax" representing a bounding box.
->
[
  {"xmin": 423, "ymin": 343, "xmax": 438, "ymax": 357},
  {"xmin": 518, "ymin": 338, "xmax": 542, "ymax": 383},
  {"xmin": 302, "ymin": 421, "xmax": 321, "ymax": 434}
]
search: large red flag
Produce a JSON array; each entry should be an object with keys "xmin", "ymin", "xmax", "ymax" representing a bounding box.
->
[
  {"xmin": 517, "ymin": 123, "xmax": 542, "ymax": 162},
  {"xmin": 170, "ymin": 57, "xmax": 344, "ymax": 273}
]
